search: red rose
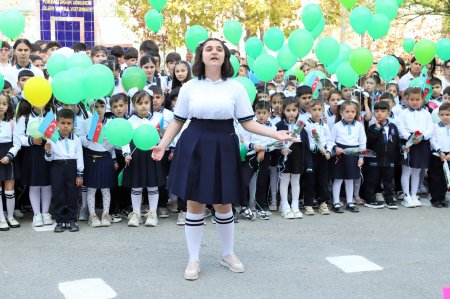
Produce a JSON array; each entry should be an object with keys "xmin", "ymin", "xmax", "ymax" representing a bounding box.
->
[
  {"xmin": 414, "ymin": 131, "xmax": 422, "ymax": 136},
  {"xmin": 361, "ymin": 149, "xmax": 368, "ymax": 155},
  {"xmin": 299, "ymin": 121, "xmax": 305, "ymax": 126},
  {"xmin": 311, "ymin": 129, "xmax": 317, "ymax": 134}
]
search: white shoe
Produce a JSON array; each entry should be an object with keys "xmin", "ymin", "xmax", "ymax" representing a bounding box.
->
[
  {"xmin": 375, "ymin": 193, "xmax": 385, "ymax": 202},
  {"xmin": 88, "ymin": 215, "xmax": 102, "ymax": 228},
  {"xmin": 78, "ymin": 207, "xmax": 89, "ymax": 221},
  {"xmin": 42, "ymin": 212, "xmax": 53, "ymax": 225},
  {"xmin": 401, "ymin": 196, "xmax": 415, "ymax": 208},
  {"xmin": 0, "ymin": 220, "xmax": 9, "ymax": 231},
  {"xmin": 145, "ymin": 210, "xmax": 158, "ymax": 227},
  {"xmin": 7, "ymin": 217, "xmax": 20, "ymax": 228},
  {"xmin": 184, "ymin": 261, "xmax": 200, "ymax": 280},
  {"xmin": 177, "ymin": 212, "xmax": 186, "ymax": 226},
  {"xmin": 14, "ymin": 209, "xmax": 24, "ymax": 219},
  {"xmin": 101, "ymin": 213, "xmax": 111, "ymax": 227},
  {"xmin": 127, "ymin": 212, "xmax": 141, "ymax": 227},
  {"xmin": 412, "ymin": 195, "xmax": 422, "ymax": 207},
  {"xmin": 292, "ymin": 210, "xmax": 303, "ymax": 219},
  {"xmin": 281, "ymin": 209, "xmax": 295, "ymax": 219},
  {"xmin": 32, "ymin": 213, "xmax": 44, "ymax": 227}
]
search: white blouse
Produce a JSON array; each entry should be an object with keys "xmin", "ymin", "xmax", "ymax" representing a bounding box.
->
[
  {"xmin": 122, "ymin": 114, "xmax": 158, "ymax": 154},
  {"xmin": 430, "ymin": 123, "xmax": 450, "ymax": 153},
  {"xmin": 331, "ymin": 120, "xmax": 367, "ymax": 150},
  {"xmin": 0, "ymin": 119, "xmax": 21, "ymax": 158},
  {"xmin": 305, "ymin": 118, "xmax": 335, "ymax": 152},
  {"xmin": 397, "ymin": 108, "xmax": 433, "ymax": 140}
]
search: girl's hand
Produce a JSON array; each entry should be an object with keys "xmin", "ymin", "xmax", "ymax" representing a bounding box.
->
[
  {"xmin": 168, "ymin": 152, "xmax": 174, "ymax": 161},
  {"xmin": 0, "ymin": 156, "xmax": 10, "ymax": 164},
  {"xmin": 273, "ymin": 130, "xmax": 298, "ymax": 142},
  {"xmin": 256, "ymin": 151, "xmax": 265, "ymax": 162},
  {"xmin": 151, "ymin": 145, "xmax": 166, "ymax": 161},
  {"xmin": 76, "ymin": 178, "xmax": 83, "ymax": 187},
  {"xmin": 125, "ymin": 156, "xmax": 132, "ymax": 165},
  {"xmin": 403, "ymin": 146, "xmax": 410, "ymax": 153},
  {"xmin": 113, "ymin": 162, "xmax": 119, "ymax": 171},
  {"xmin": 325, "ymin": 153, "xmax": 331, "ymax": 160},
  {"xmin": 254, "ymin": 145, "xmax": 263, "ymax": 152},
  {"xmin": 33, "ymin": 138, "xmax": 43, "ymax": 145},
  {"xmin": 358, "ymin": 158, "xmax": 364, "ymax": 167},
  {"xmin": 335, "ymin": 147, "xmax": 344, "ymax": 155},
  {"xmin": 281, "ymin": 149, "xmax": 290, "ymax": 156},
  {"xmin": 440, "ymin": 152, "xmax": 446, "ymax": 162},
  {"xmin": 44, "ymin": 142, "xmax": 51, "ymax": 152},
  {"xmin": 446, "ymin": 154, "xmax": 450, "ymax": 162}
]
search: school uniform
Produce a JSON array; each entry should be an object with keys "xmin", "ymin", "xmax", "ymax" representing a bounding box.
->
[
  {"xmin": 324, "ymin": 108, "xmax": 336, "ymax": 130},
  {"xmin": 364, "ymin": 121, "xmax": 402, "ymax": 204},
  {"xmin": 397, "ymin": 107, "xmax": 433, "ymax": 168},
  {"xmin": 168, "ymin": 77, "xmax": 254, "ymax": 205},
  {"xmin": 45, "ymin": 132, "xmax": 84, "ymax": 223},
  {"xmin": 428, "ymin": 96, "xmax": 442, "ymax": 112},
  {"xmin": 331, "ymin": 120, "xmax": 367, "ymax": 179},
  {"xmin": 10, "ymin": 63, "xmax": 45, "ymax": 92},
  {"xmin": 268, "ymin": 114, "xmax": 281, "ymax": 127},
  {"xmin": 298, "ymin": 109, "xmax": 311, "ymax": 123},
  {"xmin": 0, "ymin": 118, "xmax": 21, "ymax": 181},
  {"xmin": 429, "ymin": 122, "xmax": 450, "ymax": 204},
  {"xmin": 121, "ymin": 114, "xmax": 166, "ymax": 188}
]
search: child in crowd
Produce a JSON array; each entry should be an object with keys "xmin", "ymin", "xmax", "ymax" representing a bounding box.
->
[
  {"xmin": 171, "ymin": 60, "xmax": 192, "ymax": 91},
  {"xmin": 90, "ymin": 45, "xmax": 108, "ymax": 64},
  {"xmin": 319, "ymin": 78, "xmax": 334, "ymax": 102},
  {"xmin": 386, "ymin": 82, "xmax": 401, "ymax": 106},
  {"xmin": 428, "ymin": 77, "xmax": 443, "ymax": 111},
  {"xmin": 44, "ymin": 109, "xmax": 84, "ymax": 233},
  {"xmin": 123, "ymin": 47, "xmax": 139, "ymax": 69},
  {"xmin": 140, "ymin": 55, "xmax": 159, "ymax": 88},
  {"xmin": 161, "ymin": 52, "xmax": 182, "ymax": 94},
  {"xmin": 295, "ymin": 85, "xmax": 312, "ymax": 122},
  {"xmin": 324, "ymin": 90, "xmax": 341, "ymax": 130}
]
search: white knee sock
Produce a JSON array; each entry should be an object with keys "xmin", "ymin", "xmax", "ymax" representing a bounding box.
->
[
  {"xmin": 353, "ymin": 178, "xmax": 361, "ymax": 197},
  {"xmin": 279, "ymin": 173, "xmax": 290, "ymax": 212},
  {"xmin": 290, "ymin": 174, "xmax": 301, "ymax": 211},
  {"xmin": 147, "ymin": 187, "xmax": 159, "ymax": 212},
  {"xmin": 215, "ymin": 211, "xmax": 234, "ymax": 256},
  {"xmin": 332, "ymin": 179, "xmax": 343, "ymax": 204},
  {"xmin": 0, "ymin": 188, "xmax": 4, "ymax": 221},
  {"xmin": 401, "ymin": 166, "xmax": 412, "ymax": 195},
  {"xmin": 185, "ymin": 212, "xmax": 204, "ymax": 261},
  {"xmin": 344, "ymin": 179, "xmax": 354, "ymax": 204},
  {"xmin": 249, "ymin": 173, "xmax": 257, "ymax": 205},
  {"xmin": 87, "ymin": 188, "xmax": 97, "ymax": 216},
  {"xmin": 101, "ymin": 188, "xmax": 111, "ymax": 214},
  {"xmin": 41, "ymin": 185, "xmax": 52, "ymax": 213},
  {"xmin": 5, "ymin": 190, "xmax": 15, "ymax": 219},
  {"xmin": 81, "ymin": 186, "xmax": 88, "ymax": 209},
  {"xmin": 131, "ymin": 188, "xmax": 143, "ymax": 213},
  {"xmin": 410, "ymin": 168, "xmax": 421, "ymax": 196},
  {"xmin": 29, "ymin": 186, "xmax": 41, "ymax": 215},
  {"xmin": 270, "ymin": 166, "xmax": 278, "ymax": 204}
]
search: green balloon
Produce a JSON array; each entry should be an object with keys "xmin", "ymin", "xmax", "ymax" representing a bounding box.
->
[
  {"xmin": 133, "ymin": 124, "xmax": 160, "ymax": 151},
  {"xmin": 245, "ymin": 37, "xmax": 263, "ymax": 59},
  {"xmin": 185, "ymin": 25, "xmax": 209, "ymax": 52},
  {"xmin": 302, "ymin": 3, "xmax": 323, "ymax": 32},
  {"xmin": 83, "ymin": 64, "xmax": 115, "ymax": 99},
  {"xmin": 293, "ymin": 68, "xmax": 305, "ymax": 83},
  {"xmin": 413, "ymin": 39, "xmax": 436, "ymax": 65},
  {"xmin": 339, "ymin": 43, "xmax": 352, "ymax": 61},
  {"xmin": 315, "ymin": 37, "xmax": 340, "ymax": 65},
  {"xmin": 234, "ymin": 77, "xmax": 257, "ymax": 104},
  {"xmin": 349, "ymin": 47, "xmax": 373, "ymax": 75},
  {"xmin": 240, "ymin": 143, "xmax": 248, "ymax": 162},
  {"xmin": 247, "ymin": 56, "xmax": 255, "ymax": 71},
  {"xmin": 46, "ymin": 54, "xmax": 68, "ymax": 78},
  {"xmin": 326, "ymin": 58, "xmax": 342, "ymax": 74},
  {"xmin": 264, "ymin": 27, "xmax": 285, "ymax": 51},
  {"xmin": 288, "ymin": 29, "xmax": 314, "ymax": 58},
  {"xmin": 339, "ymin": 0, "xmax": 358, "ymax": 10},
  {"xmin": 67, "ymin": 53, "xmax": 93, "ymax": 69},
  {"xmin": 409, "ymin": 77, "xmax": 432, "ymax": 102},
  {"xmin": 230, "ymin": 55, "xmax": 240, "ymax": 77},
  {"xmin": 436, "ymin": 38, "xmax": 450, "ymax": 61},
  {"xmin": 397, "ymin": 0, "xmax": 405, "ymax": 5},
  {"xmin": 0, "ymin": 9, "xmax": 25, "ymax": 39},
  {"xmin": 277, "ymin": 45, "xmax": 297, "ymax": 70},
  {"xmin": 52, "ymin": 70, "xmax": 85, "ymax": 104},
  {"xmin": 122, "ymin": 67, "xmax": 147, "ymax": 91},
  {"xmin": 375, "ymin": 0, "xmax": 398, "ymax": 21},
  {"xmin": 310, "ymin": 17, "xmax": 325, "ymax": 39},
  {"xmin": 104, "ymin": 118, "xmax": 134, "ymax": 147},
  {"xmin": 27, "ymin": 119, "xmax": 44, "ymax": 139},
  {"xmin": 350, "ymin": 6, "xmax": 372, "ymax": 34},
  {"xmin": 148, "ymin": 0, "xmax": 167, "ymax": 11},
  {"xmin": 145, "ymin": 9, "xmax": 163, "ymax": 33},
  {"xmin": 223, "ymin": 20, "xmax": 243, "ymax": 46},
  {"xmin": 377, "ymin": 55, "xmax": 400, "ymax": 81},
  {"xmin": 368, "ymin": 13, "xmax": 390, "ymax": 40},
  {"xmin": 253, "ymin": 54, "xmax": 278, "ymax": 82},
  {"xmin": 336, "ymin": 62, "xmax": 359, "ymax": 87},
  {"xmin": 0, "ymin": 73, "xmax": 4, "ymax": 91},
  {"xmin": 403, "ymin": 38, "xmax": 415, "ymax": 54}
]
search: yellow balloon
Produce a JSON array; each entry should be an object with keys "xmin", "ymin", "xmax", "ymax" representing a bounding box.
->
[{"xmin": 23, "ymin": 77, "xmax": 52, "ymax": 107}]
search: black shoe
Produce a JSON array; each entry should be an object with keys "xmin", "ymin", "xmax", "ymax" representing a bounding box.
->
[
  {"xmin": 431, "ymin": 202, "xmax": 443, "ymax": 208},
  {"xmin": 67, "ymin": 222, "xmax": 79, "ymax": 232},
  {"xmin": 54, "ymin": 222, "xmax": 65, "ymax": 233},
  {"xmin": 441, "ymin": 201, "xmax": 449, "ymax": 208},
  {"xmin": 345, "ymin": 204, "xmax": 359, "ymax": 213},
  {"xmin": 233, "ymin": 213, "xmax": 239, "ymax": 223},
  {"xmin": 312, "ymin": 200, "xmax": 319, "ymax": 209},
  {"xmin": 385, "ymin": 201, "xmax": 398, "ymax": 209},
  {"xmin": 364, "ymin": 201, "xmax": 385, "ymax": 209},
  {"xmin": 333, "ymin": 203, "xmax": 344, "ymax": 213}
]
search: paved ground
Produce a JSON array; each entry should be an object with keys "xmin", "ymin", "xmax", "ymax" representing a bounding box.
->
[{"xmin": 1, "ymin": 195, "xmax": 450, "ymax": 299}]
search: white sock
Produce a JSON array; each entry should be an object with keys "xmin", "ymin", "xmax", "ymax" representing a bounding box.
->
[
  {"xmin": 410, "ymin": 168, "xmax": 421, "ymax": 196},
  {"xmin": 290, "ymin": 174, "xmax": 300, "ymax": 211},
  {"xmin": 344, "ymin": 179, "xmax": 354, "ymax": 204},
  {"xmin": 5, "ymin": 190, "xmax": 15, "ymax": 219},
  {"xmin": 353, "ymin": 178, "xmax": 361, "ymax": 197},
  {"xmin": 215, "ymin": 211, "xmax": 234, "ymax": 256},
  {"xmin": 147, "ymin": 187, "xmax": 159, "ymax": 212},
  {"xmin": 249, "ymin": 173, "xmax": 257, "ymax": 205},
  {"xmin": 270, "ymin": 166, "xmax": 278, "ymax": 204},
  {"xmin": 279, "ymin": 173, "xmax": 290, "ymax": 212},
  {"xmin": 0, "ymin": 188, "xmax": 4, "ymax": 221},
  {"xmin": 131, "ymin": 188, "xmax": 143, "ymax": 213},
  {"xmin": 401, "ymin": 166, "xmax": 412, "ymax": 196},
  {"xmin": 41, "ymin": 185, "xmax": 52, "ymax": 213},
  {"xmin": 29, "ymin": 186, "xmax": 41, "ymax": 215},
  {"xmin": 81, "ymin": 186, "xmax": 88, "ymax": 209},
  {"xmin": 419, "ymin": 168, "xmax": 426, "ymax": 188},
  {"xmin": 101, "ymin": 188, "xmax": 111, "ymax": 214},
  {"xmin": 332, "ymin": 179, "xmax": 343, "ymax": 205},
  {"xmin": 185, "ymin": 212, "xmax": 204, "ymax": 261},
  {"xmin": 87, "ymin": 188, "xmax": 97, "ymax": 216}
]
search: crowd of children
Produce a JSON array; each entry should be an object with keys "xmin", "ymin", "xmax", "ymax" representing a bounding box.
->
[{"xmin": 0, "ymin": 38, "xmax": 449, "ymax": 232}]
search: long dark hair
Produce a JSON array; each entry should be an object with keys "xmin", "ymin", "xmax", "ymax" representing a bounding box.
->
[
  {"xmin": 280, "ymin": 97, "xmax": 299, "ymax": 121},
  {"xmin": 172, "ymin": 60, "xmax": 192, "ymax": 90},
  {"xmin": 0, "ymin": 93, "xmax": 15, "ymax": 121},
  {"xmin": 192, "ymin": 38, "xmax": 234, "ymax": 79}
]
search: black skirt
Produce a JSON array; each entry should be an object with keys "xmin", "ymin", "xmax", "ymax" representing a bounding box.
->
[
  {"xmin": 331, "ymin": 143, "xmax": 361, "ymax": 179},
  {"xmin": 83, "ymin": 148, "xmax": 115, "ymax": 188},
  {"xmin": 20, "ymin": 143, "xmax": 51, "ymax": 186},
  {"xmin": 167, "ymin": 118, "xmax": 241, "ymax": 205},
  {"xmin": 122, "ymin": 142, "xmax": 166, "ymax": 188},
  {"xmin": 279, "ymin": 142, "xmax": 304, "ymax": 174},
  {"xmin": 0, "ymin": 142, "xmax": 17, "ymax": 181},
  {"xmin": 402, "ymin": 139, "xmax": 430, "ymax": 169}
]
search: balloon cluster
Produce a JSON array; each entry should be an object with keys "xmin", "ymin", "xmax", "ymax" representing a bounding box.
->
[
  {"xmin": 403, "ymin": 38, "xmax": 449, "ymax": 65},
  {"xmin": 144, "ymin": 0, "xmax": 167, "ymax": 33}
]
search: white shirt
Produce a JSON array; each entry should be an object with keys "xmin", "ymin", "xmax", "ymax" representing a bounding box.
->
[
  {"xmin": 11, "ymin": 63, "xmax": 45, "ymax": 92},
  {"xmin": 243, "ymin": 122, "xmax": 277, "ymax": 153},
  {"xmin": 430, "ymin": 122, "xmax": 450, "ymax": 153},
  {"xmin": 122, "ymin": 114, "xmax": 159, "ymax": 154},
  {"xmin": 174, "ymin": 77, "xmax": 254, "ymax": 123},
  {"xmin": 391, "ymin": 105, "xmax": 405, "ymax": 119},
  {"xmin": 368, "ymin": 112, "xmax": 399, "ymax": 127},
  {"xmin": 160, "ymin": 75, "xmax": 172, "ymax": 92},
  {"xmin": 442, "ymin": 77, "xmax": 450, "ymax": 90},
  {"xmin": 305, "ymin": 118, "xmax": 335, "ymax": 152},
  {"xmin": 298, "ymin": 109, "xmax": 311, "ymax": 124},
  {"xmin": 331, "ymin": 119, "xmax": 367, "ymax": 150},
  {"xmin": 0, "ymin": 119, "xmax": 21, "ymax": 158},
  {"xmin": 397, "ymin": 108, "xmax": 433, "ymax": 140},
  {"xmin": 153, "ymin": 108, "xmax": 174, "ymax": 132},
  {"xmin": 0, "ymin": 63, "xmax": 14, "ymax": 86},
  {"xmin": 44, "ymin": 132, "xmax": 84, "ymax": 175},
  {"xmin": 324, "ymin": 108, "xmax": 336, "ymax": 130},
  {"xmin": 268, "ymin": 114, "xmax": 281, "ymax": 127},
  {"xmin": 398, "ymin": 71, "xmax": 423, "ymax": 92},
  {"xmin": 80, "ymin": 117, "xmax": 116, "ymax": 158}
]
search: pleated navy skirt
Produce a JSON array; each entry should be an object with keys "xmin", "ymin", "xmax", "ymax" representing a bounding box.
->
[
  {"xmin": 122, "ymin": 142, "xmax": 166, "ymax": 188},
  {"xmin": 20, "ymin": 143, "xmax": 51, "ymax": 186},
  {"xmin": 402, "ymin": 139, "xmax": 430, "ymax": 169},
  {"xmin": 167, "ymin": 118, "xmax": 241, "ymax": 205},
  {"xmin": 83, "ymin": 148, "xmax": 115, "ymax": 188},
  {"xmin": 331, "ymin": 143, "xmax": 361, "ymax": 179},
  {"xmin": 0, "ymin": 142, "xmax": 17, "ymax": 181},
  {"xmin": 279, "ymin": 142, "xmax": 304, "ymax": 174}
]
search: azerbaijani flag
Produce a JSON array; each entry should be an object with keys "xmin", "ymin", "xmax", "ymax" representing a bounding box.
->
[
  {"xmin": 156, "ymin": 112, "xmax": 164, "ymax": 136},
  {"xmin": 308, "ymin": 75, "xmax": 320, "ymax": 98},
  {"xmin": 38, "ymin": 110, "xmax": 60, "ymax": 143},
  {"xmin": 87, "ymin": 111, "xmax": 104, "ymax": 143}
]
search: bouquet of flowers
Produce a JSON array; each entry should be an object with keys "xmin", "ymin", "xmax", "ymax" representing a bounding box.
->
[
  {"xmin": 342, "ymin": 148, "xmax": 376, "ymax": 158},
  {"xmin": 405, "ymin": 131, "xmax": 423, "ymax": 148},
  {"xmin": 444, "ymin": 161, "xmax": 450, "ymax": 190},
  {"xmin": 311, "ymin": 128, "xmax": 325, "ymax": 152}
]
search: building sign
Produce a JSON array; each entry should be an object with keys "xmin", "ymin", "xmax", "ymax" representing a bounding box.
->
[{"xmin": 40, "ymin": 0, "xmax": 95, "ymax": 47}]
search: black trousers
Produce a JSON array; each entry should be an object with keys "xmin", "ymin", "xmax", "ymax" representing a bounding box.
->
[
  {"xmin": 158, "ymin": 151, "xmax": 171, "ymax": 208},
  {"xmin": 429, "ymin": 155, "xmax": 448, "ymax": 203},
  {"xmin": 51, "ymin": 160, "xmax": 78, "ymax": 223},
  {"xmin": 241, "ymin": 153, "xmax": 270, "ymax": 210},
  {"xmin": 304, "ymin": 151, "xmax": 330, "ymax": 206},
  {"xmin": 111, "ymin": 150, "xmax": 131, "ymax": 213},
  {"xmin": 364, "ymin": 165, "xmax": 394, "ymax": 203}
]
